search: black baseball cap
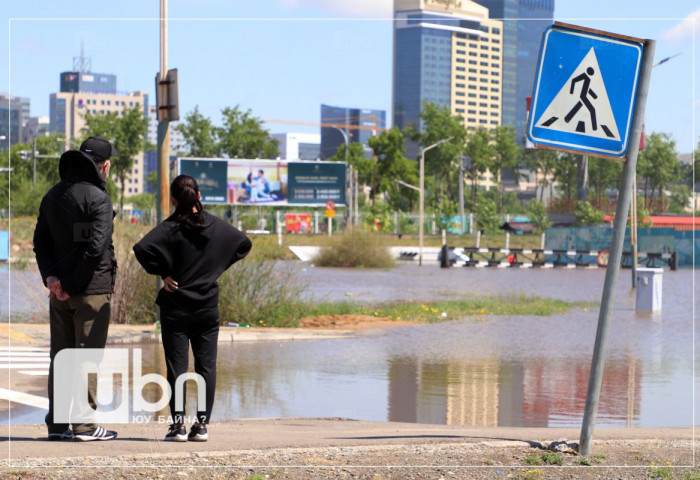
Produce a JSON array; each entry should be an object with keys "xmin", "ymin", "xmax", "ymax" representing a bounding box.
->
[{"xmin": 80, "ymin": 136, "xmax": 117, "ymax": 163}]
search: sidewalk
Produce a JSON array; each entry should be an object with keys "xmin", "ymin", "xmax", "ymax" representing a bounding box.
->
[
  {"xmin": 0, "ymin": 419, "xmax": 694, "ymax": 471},
  {"xmin": 0, "ymin": 322, "xmax": 360, "ymax": 348}
]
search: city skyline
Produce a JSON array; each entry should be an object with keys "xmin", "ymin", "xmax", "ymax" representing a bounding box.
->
[{"xmin": 2, "ymin": 0, "xmax": 698, "ymax": 154}]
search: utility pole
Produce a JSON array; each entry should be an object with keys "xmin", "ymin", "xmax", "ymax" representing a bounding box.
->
[{"xmin": 157, "ymin": 0, "xmax": 171, "ymax": 224}]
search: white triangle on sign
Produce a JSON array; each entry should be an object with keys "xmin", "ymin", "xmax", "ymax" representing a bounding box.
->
[{"xmin": 535, "ymin": 48, "xmax": 620, "ymax": 141}]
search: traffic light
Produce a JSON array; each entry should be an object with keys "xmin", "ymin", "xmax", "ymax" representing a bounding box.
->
[{"xmin": 155, "ymin": 68, "xmax": 179, "ymax": 122}]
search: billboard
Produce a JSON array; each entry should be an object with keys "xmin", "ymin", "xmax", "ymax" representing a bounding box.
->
[{"xmin": 178, "ymin": 158, "xmax": 346, "ymax": 206}]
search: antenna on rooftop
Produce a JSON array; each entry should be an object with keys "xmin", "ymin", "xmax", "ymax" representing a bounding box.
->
[{"xmin": 73, "ymin": 41, "xmax": 91, "ymax": 73}]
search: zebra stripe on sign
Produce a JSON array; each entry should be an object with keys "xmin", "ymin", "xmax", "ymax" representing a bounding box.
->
[{"xmin": 0, "ymin": 347, "xmax": 50, "ymax": 376}]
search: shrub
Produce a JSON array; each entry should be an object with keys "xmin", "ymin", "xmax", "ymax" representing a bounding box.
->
[
  {"xmin": 219, "ymin": 259, "xmax": 309, "ymax": 328},
  {"xmin": 574, "ymin": 201, "xmax": 606, "ymax": 226},
  {"xmin": 540, "ymin": 452, "xmax": 563, "ymax": 465},
  {"xmin": 313, "ymin": 227, "xmax": 395, "ymax": 268},
  {"xmin": 111, "ymin": 221, "xmax": 156, "ymax": 324}
]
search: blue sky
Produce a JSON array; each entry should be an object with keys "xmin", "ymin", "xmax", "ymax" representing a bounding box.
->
[{"xmin": 2, "ymin": 0, "xmax": 698, "ymax": 153}]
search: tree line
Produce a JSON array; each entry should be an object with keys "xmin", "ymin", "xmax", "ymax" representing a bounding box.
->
[{"xmin": 3, "ymin": 101, "xmax": 697, "ymax": 230}]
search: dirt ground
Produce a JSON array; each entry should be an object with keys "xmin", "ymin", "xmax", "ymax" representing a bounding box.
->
[
  {"xmin": 299, "ymin": 314, "xmax": 414, "ymax": 330},
  {"xmin": 0, "ymin": 437, "xmax": 696, "ymax": 480}
]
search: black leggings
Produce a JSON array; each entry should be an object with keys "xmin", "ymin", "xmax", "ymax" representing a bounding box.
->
[{"xmin": 159, "ymin": 309, "xmax": 219, "ymax": 425}]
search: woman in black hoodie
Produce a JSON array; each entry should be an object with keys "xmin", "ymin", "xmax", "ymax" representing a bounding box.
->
[{"xmin": 133, "ymin": 175, "xmax": 252, "ymax": 442}]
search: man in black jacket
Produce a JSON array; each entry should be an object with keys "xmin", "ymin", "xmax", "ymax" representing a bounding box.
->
[{"xmin": 33, "ymin": 136, "xmax": 118, "ymax": 441}]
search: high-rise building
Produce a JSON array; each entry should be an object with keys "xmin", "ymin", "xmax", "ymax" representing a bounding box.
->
[
  {"xmin": 471, "ymin": 0, "xmax": 554, "ymax": 144},
  {"xmin": 60, "ymin": 71, "xmax": 117, "ymax": 94},
  {"xmin": 22, "ymin": 116, "xmax": 50, "ymax": 144},
  {"xmin": 0, "ymin": 94, "xmax": 30, "ymax": 145},
  {"xmin": 271, "ymin": 132, "xmax": 320, "ymax": 160},
  {"xmin": 320, "ymin": 104, "xmax": 386, "ymax": 160},
  {"xmin": 393, "ymin": 0, "xmax": 503, "ymax": 135},
  {"xmin": 49, "ymin": 87, "xmax": 149, "ymax": 196},
  {"xmin": 146, "ymin": 105, "xmax": 185, "ymax": 154}
]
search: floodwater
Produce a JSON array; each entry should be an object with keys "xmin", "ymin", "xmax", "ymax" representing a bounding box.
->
[{"xmin": 3, "ymin": 263, "xmax": 698, "ymax": 428}]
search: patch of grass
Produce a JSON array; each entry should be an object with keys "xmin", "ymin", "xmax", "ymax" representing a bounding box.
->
[
  {"xmin": 540, "ymin": 452, "xmax": 564, "ymax": 466},
  {"xmin": 307, "ymin": 296, "xmax": 589, "ymax": 323},
  {"xmin": 313, "ymin": 228, "xmax": 395, "ymax": 268},
  {"xmin": 649, "ymin": 467, "xmax": 673, "ymax": 479},
  {"xmin": 593, "ymin": 453, "xmax": 608, "ymax": 462},
  {"xmin": 243, "ymin": 475, "xmax": 267, "ymax": 480},
  {"xmin": 574, "ymin": 457, "xmax": 592, "ymax": 466},
  {"xmin": 484, "ymin": 459, "xmax": 495, "ymax": 466},
  {"xmin": 523, "ymin": 456, "xmax": 543, "ymax": 465},
  {"xmin": 681, "ymin": 473, "xmax": 700, "ymax": 480}
]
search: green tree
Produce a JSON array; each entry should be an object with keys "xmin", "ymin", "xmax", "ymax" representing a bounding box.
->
[
  {"xmin": 523, "ymin": 147, "xmax": 557, "ymax": 202},
  {"xmin": 368, "ymin": 127, "xmax": 417, "ymax": 211},
  {"xmin": 553, "ymin": 152, "xmax": 578, "ymax": 202},
  {"xmin": 126, "ymin": 192, "xmax": 155, "ymax": 210},
  {"xmin": 82, "ymin": 105, "xmax": 150, "ymax": 211},
  {"xmin": 474, "ymin": 190, "xmax": 499, "ymax": 234},
  {"xmin": 464, "ymin": 127, "xmax": 493, "ymax": 206},
  {"xmin": 175, "ymin": 106, "xmax": 221, "ymax": 157},
  {"xmin": 407, "ymin": 102, "xmax": 467, "ymax": 210},
  {"xmin": 492, "ymin": 125, "xmax": 520, "ymax": 213},
  {"xmin": 585, "ymin": 157, "xmax": 621, "ymax": 208},
  {"xmin": 637, "ymin": 132, "xmax": 681, "ymax": 212},
  {"xmin": 33, "ymin": 133, "xmax": 66, "ymax": 186},
  {"xmin": 329, "ymin": 141, "xmax": 374, "ymax": 187},
  {"xmin": 667, "ymin": 184, "xmax": 691, "ymax": 213},
  {"xmin": 218, "ymin": 105, "xmax": 279, "ymax": 159},
  {"xmin": 526, "ymin": 200, "xmax": 551, "ymax": 234}
]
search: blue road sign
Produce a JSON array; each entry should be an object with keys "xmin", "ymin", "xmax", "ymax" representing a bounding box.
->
[{"xmin": 527, "ymin": 24, "xmax": 644, "ymax": 157}]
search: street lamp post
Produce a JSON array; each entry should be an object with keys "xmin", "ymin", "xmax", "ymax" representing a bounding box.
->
[
  {"xmin": 330, "ymin": 126, "xmax": 350, "ymax": 225},
  {"xmin": 419, "ymin": 137, "xmax": 453, "ymax": 266}
]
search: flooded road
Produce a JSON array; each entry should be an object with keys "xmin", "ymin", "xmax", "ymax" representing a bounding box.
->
[{"xmin": 4, "ymin": 263, "xmax": 697, "ymax": 428}]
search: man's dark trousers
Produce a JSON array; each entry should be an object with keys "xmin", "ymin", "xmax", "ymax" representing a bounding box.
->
[{"xmin": 46, "ymin": 294, "xmax": 111, "ymax": 435}]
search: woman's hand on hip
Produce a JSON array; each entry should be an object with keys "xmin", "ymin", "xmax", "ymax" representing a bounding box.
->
[{"xmin": 163, "ymin": 276, "xmax": 179, "ymax": 292}]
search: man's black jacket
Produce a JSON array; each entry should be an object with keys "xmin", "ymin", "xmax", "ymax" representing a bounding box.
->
[{"xmin": 33, "ymin": 150, "xmax": 116, "ymax": 296}]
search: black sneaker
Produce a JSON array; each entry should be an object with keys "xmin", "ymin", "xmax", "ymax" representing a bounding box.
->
[
  {"xmin": 164, "ymin": 424, "xmax": 187, "ymax": 442},
  {"xmin": 187, "ymin": 423, "xmax": 208, "ymax": 442},
  {"xmin": 74, "ymin": 426, "xmax": 117, "ymax": 442},
  {"xmin": 47, "ymin": 429, "xmax": 73, "ymax": 441}
]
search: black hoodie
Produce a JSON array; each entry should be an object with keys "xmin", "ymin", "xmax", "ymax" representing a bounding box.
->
[
  {"xmin": 33, "ymin": 150, "xmax": 116, "ymax": 296},
  {"xmin": 132, "ymin": 210, "xmax": 252, "ymax": 318}
]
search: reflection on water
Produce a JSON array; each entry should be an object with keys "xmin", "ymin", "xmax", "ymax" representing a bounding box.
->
[{"xmin": 5, "ymin": 265, "xmax": 697, "ymax": 427}]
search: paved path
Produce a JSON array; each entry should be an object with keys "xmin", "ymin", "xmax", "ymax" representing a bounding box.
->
[
  {"xmin": 0, "ymin": 323, "xmax": 359, "ymax": 348},
  {"xmin": 0, "ymin": 419, "xmax": 693, "ymax": 464}
]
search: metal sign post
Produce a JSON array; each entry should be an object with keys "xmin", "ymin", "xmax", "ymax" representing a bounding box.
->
[
  {"xmin": 578, "ymin": 37, "xmax": 655, "ymax": 457},
  {"xmin": 527, "ymin": 22, "xmax": 654, "ymax": 456}
]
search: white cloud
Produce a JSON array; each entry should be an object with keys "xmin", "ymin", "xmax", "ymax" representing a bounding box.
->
[
  {"xmin": 662, "ymin": 6, "xmax": 700, "ymax": 43},
  {"xmin": 279, "ymin": 0, "xmax": 392, "ymax": 17}
]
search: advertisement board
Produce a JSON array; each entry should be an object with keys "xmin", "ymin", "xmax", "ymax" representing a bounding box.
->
[
  {"xmin": 285, "ymin": 213, "xmax": 312, "ymax": 233},
  {"xmin": 178, "ymin": 158, "xmax": 346, "ymax": 206}
]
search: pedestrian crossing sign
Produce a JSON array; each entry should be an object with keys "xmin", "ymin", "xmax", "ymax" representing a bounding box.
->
[{"xmin": 527, "ymin": 23, "xmax": 644, "ymax": 158}]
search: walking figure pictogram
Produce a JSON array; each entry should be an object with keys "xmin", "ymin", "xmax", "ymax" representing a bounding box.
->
[
  {"xmin": 538, "ymin": 50, "xmax": 617, "ymax": 140},
  {"xmin": 565, "ymin": 67, "xmax": 598, "ymax": 131}
]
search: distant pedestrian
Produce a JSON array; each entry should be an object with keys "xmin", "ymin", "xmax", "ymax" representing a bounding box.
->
[
  {"xmin": 33, "ymin": 136, "xmax": 119, "ymax": 442},
  {"xmin": 133, "ymin": 175, "xmax": 252, "ymax": 442}
]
